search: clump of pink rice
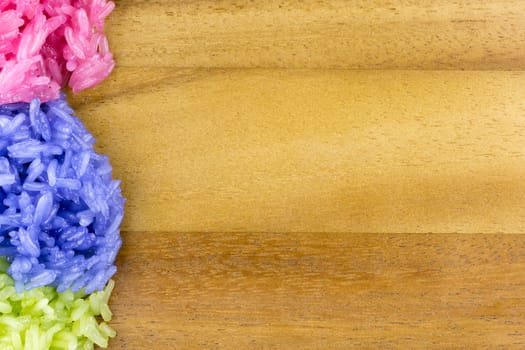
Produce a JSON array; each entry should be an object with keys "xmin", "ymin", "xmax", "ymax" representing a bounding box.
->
[{"xmin": 0, "ymin": 0, "xmax": 115, "ymax": 104}]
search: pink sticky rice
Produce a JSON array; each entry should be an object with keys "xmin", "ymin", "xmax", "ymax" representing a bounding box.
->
[{"xmin": 0, "ymin": 0, "xmax": 115, "ymax": 104}]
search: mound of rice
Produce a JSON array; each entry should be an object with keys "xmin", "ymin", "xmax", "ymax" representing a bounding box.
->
[
  {"xmin": 0, "ymin": 258, "xmax": 116, "ymax": 349},
  {"xmin": 0, "ymin": 0, "xmax": 115, "ymax": 104},
  {"xmin": 0, "ymin": 95, "xmax": 124, "ymax": 293}
]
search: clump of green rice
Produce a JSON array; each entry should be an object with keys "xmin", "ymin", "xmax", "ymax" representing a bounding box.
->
[{"xmin": 0, "ymin": 259, "xmax": 116, "ymax": 349}]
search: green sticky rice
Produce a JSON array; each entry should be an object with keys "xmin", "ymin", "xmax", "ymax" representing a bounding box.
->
[{"xmin": 0, "ymin": 259, "xmax": 116, "ymax": 349}]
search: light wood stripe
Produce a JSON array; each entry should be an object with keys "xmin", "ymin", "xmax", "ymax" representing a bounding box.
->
[{"xmin": 69, "ymin": 69, "xmax": 525, "ymax": 234}]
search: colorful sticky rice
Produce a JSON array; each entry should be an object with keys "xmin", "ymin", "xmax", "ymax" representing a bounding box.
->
[
  {"xmin": 0, "ymin": 258, "xmax": 116, "ymax": 349},
  {"xmin": 0, "ymin": 1, "xmax": 121, "ymax": 348},
  {"xmin": 0, "ymin": 95, "xmax": 124, "ymax": 295},
  {"xmin": 0, "ymin": 0, "xmax": 115, "ymax": 104},
  {"xmin": 0, "ymin": 97, "xmax": 122, "ymax": 348}
]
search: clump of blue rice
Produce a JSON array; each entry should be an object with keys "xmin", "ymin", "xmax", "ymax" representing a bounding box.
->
[{"xmin": 0, "ymin": 95, "xmax": 124, "ymax": 294}]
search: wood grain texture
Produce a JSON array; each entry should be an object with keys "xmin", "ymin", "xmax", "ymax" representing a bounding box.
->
[
  {"xmin": 69, "ymin": 69, "xmax": 525, "ymax": 234},
  {"xmin": 108, "ymin": 231, "xmax": 525, "ymax": 349},
  {"xmin": 107, "ymin": 0, "xmax": 525, "ymax": 70},
  {"xmin": 73, "ymin": 1, "xmax": 525, "ymax": 348}
]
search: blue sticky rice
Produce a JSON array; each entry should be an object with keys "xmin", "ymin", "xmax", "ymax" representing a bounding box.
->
[{"xmin": 0, "ymin": 95, "xmax": 124, "ymax": 294}]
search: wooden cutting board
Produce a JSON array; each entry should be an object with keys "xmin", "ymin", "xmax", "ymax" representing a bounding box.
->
[{"xmin": 69, "ymin": 1, "xmax": 525, "ymax": 348}]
